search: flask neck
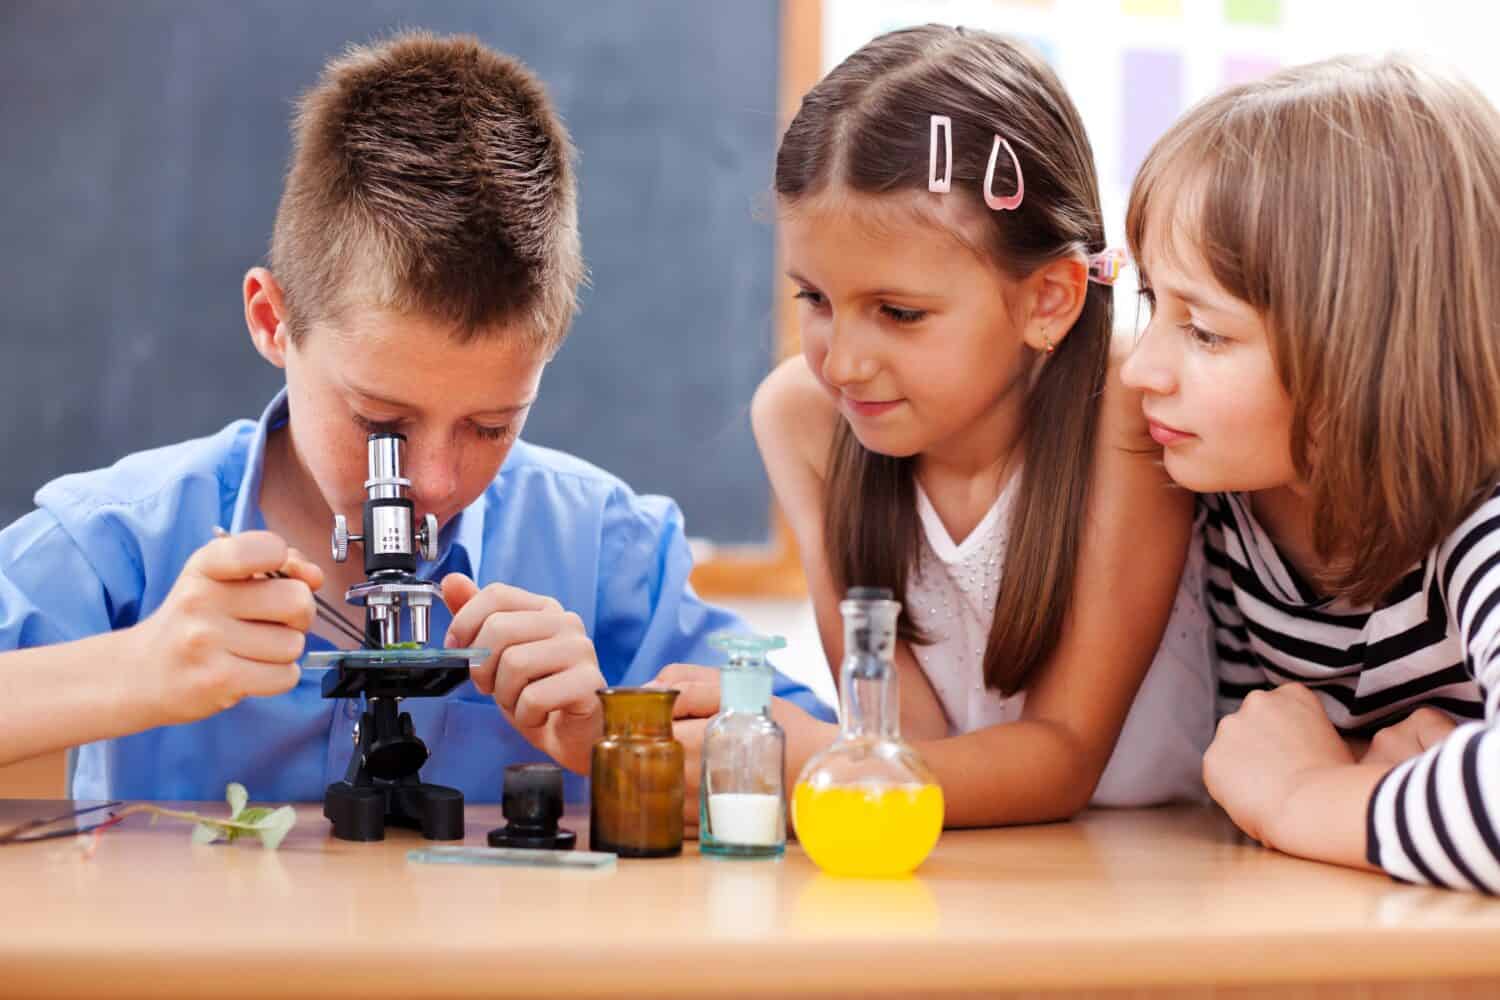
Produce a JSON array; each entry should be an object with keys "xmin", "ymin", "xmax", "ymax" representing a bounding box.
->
[{"xmin": 838, "ymin": 599, "xmax": 901, "ymax": 741}]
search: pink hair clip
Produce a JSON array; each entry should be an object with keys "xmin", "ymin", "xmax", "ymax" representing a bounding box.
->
[
  {"xmin": 983, "ymin": 135, "xmax": 1024, "ymax": 211},
  {"xmin": 928, "ymin": 116, "xmax": 1025, "ymax": 210},
  {"xmin": 1087, "ymin": 247, "xmax": 1131, "ymax": 286},
  {"xmin": 928, "ymin": 115, "xmax": 952, "ymax": 193}
]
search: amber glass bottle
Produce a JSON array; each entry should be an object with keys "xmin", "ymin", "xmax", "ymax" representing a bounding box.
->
[{"xmin": 589, "ymin": 688, "xmax": 684, "ymax": 857}]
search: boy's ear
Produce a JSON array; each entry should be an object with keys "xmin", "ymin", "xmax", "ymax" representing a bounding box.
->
[
  {"xmin": 1022, "ymin": 255, "xmax": 1089, "ymax": 354},
  {"xmin": 244, "ymin": 267, "xmax": 292, "ymax": 369}
]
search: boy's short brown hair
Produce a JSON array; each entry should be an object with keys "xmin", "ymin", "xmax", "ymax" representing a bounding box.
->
[{"xmin": 270, "ymin": 31, "xmax": 582, "ymax": 350}]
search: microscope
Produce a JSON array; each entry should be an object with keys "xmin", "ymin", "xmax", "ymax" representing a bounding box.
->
[{"xmin": 307, "ymin": 432, "xmax": 487, "ymax": 842}]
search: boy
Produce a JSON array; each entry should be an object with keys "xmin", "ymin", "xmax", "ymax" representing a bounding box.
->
[{"xmin": 0, "ymin": 32, "xmax": 831, "ymax": 803}]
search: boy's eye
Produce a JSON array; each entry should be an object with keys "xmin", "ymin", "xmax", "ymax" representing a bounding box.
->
[
  {"xmin": 881, "ymin": 304, "xmax": 926, "ymax": 324},
  {"xmin": 353, "ymin": 413, "xmax": 404, "ymax": 434},
  {"xmin": 471, "ymin": 423, "xmax": 510, "ymax": 442},
  {"xmin": 794, "ymin": 289, "xmax": 827, "ymax": 309}
]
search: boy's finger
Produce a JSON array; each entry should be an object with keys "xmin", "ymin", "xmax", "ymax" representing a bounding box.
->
[
  {"xmin": 229, "ymin": 658, "xmax": 302, "ymax": 699},
  {"xmin": 445, "ymin": 581, "xmax": 557, "ymax": 647},
  {"xmin": 224, "ymin": 619, "xmax": 308, "ymax": 665},
  {"xmin": 667, "ymin": 681, "xmax": 719, "ymax": 719},
  {"xmin": 192, "ymin": 531, "xmax": 290, "ymax": 582},
  {"xmin": 652, "ymin": 663, "xmax": 717, "ymax": 688},
  {"xmin": 278, "ymin": 547, "xmax": 325, "ymax": 591},
  {"xmin": 222, "ymin": 578, "xmax": 317, "ymax": 632},
  {"xmin": 511, "ymin": 667, "xmax": 602, "ymax": 731},
  {"xmin": 440, "ymin": 573, "xmax": 481, "ymax": 618},
  {"xmin": 469, "ymin": 613, "xmax": 574, "ymax": 693},
  {"xmin": 493, "ymin": 633, "xmax": 595, "ymax": 713},
  {"xmin": 476, "ymin": 610, "xmax": 570, "ymax": 657}
]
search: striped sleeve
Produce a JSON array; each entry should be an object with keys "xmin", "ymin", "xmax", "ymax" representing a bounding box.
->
[
  {"xmin": 1366, "ymin": 491, "xmax": 1500, "ymax": 891},
  {"xmin": 1199, "ymin": 495, "xmax": 1269, "ymax": 716}
]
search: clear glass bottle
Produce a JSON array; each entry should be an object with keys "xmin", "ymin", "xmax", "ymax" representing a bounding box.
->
[
  {"xmin": 590, "ymin": 688, "xmax": 684, "ymax": 858},
  {"xmin": 792, "ymin": 587, "xmax": 944, "ymax": 877},
  {"xmin": 700, "ymin": 632, "xmax": 788, "ymax": 859}
]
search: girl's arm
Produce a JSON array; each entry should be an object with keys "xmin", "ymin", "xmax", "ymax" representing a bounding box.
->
[
  {"xmin": 910, "ymin": 344, "xmax": 1195, "ymax": 825},
  {"xmin": 758, "ymin": 347, "xmax": 1197, "ymax": 826},
  {"xmin": 1204, "ymin": 489, "xmax": 1500, "ymax": 891},
  {"xmin": 751, "ymin": 356, "xmax": 952, "ymax": 740},
  {"xmin": 1361, "ymin": 488, "xmax": 1500, "ymax": 891}
]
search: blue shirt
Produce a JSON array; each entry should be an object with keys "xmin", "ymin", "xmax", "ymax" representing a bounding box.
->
[{"xmin": 0, "ymin": 391, "xmax": 831, "ymax": 803}]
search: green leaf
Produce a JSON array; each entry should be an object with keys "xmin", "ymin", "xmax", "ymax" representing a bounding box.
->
[
  {"xmin": 235, "ymin": 806, "xmax": 275, "ymax": 826},
  {"xmin": 191, "ymin": 823, "xmax": 222, "ymax": 845},
  {"xmin": 226, "ymin": 783, "xmax": 248, "ymax": 818},
  {"xmin": 254, "ymin": 807, "xmax": 297, "ymax": 850}
]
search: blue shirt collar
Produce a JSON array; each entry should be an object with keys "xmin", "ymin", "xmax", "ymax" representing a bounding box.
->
[{"xmin": 228, "ymin": 388, "xmax": 484, "ymax": 578}]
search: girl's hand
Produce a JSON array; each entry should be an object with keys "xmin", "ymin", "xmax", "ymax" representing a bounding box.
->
[
  {"xmin": 1362, "ymin": 707, "xmax": 1458, "ymax": 769},
  {"xmin": 1203, "ymin": 683, "xmax": 1355, "ymax": 845},
  {"xmin": 649, "ymin": 663, "xmax": 838, "ymax": 830}
]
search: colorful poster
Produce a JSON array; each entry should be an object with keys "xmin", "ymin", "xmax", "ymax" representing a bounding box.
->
[
  {"xmin": 1224, "ymin": 55, "xmax": 1281, "ymax": 86},
  {"xmin": 1121, "ymin": 49, "xmax": 1185, "ymax": 185},
  {"xmin": 1225, "ymin": 0, "xmax": 1283, "ymax": 26}
]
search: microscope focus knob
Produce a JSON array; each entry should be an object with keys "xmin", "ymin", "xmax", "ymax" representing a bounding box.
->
[
  {"xmin": 418, "ymin": 512, "xmax": 439, "ymax": 562},
  {"xmin": 332, "ymin": 515, "xmax": 362, "ymax": 563}
]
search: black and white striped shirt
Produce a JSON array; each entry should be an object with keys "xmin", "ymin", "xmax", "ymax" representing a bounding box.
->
[{"xmin": 1202, "ymin": 490, "xmax": 1500, "ymax": 892}]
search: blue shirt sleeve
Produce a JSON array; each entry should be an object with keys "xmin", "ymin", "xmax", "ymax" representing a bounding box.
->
[
  {"xmin": 0, "ymin": 508, "xmax": 120, "ymax": 650},
  {"xmin": 591, "ymin": 488, "xmax": 834, "ymax": 722}
]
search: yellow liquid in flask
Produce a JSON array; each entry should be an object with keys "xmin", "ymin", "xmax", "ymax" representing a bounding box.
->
[{"xmin": 792, "ymin": 782, "xmax": 943, "ymax": 877}]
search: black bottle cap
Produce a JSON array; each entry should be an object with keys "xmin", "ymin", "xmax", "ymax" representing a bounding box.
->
[
  {"xmin": 487, "ymin": 762, "xmax": 576, "ymax": 850},
  {"xmin": 846, "ymin": 586, "xmax": 894, "ymax": 601}
]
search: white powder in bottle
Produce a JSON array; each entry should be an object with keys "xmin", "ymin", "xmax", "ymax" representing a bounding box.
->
[{"xmin": 707, "ymin": 793, "xmax": 782, "ymax": 846}]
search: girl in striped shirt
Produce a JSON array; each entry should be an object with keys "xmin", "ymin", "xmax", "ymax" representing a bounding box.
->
[{"xmin": 1121, "ymin": 54, "xmax": 1500, "ymax": 891}]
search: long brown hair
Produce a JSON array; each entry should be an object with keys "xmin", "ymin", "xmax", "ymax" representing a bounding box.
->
[
  {"xmin": 775, "ymin": 26, "xmax": 1112, "ymax": 695},
  {"xmin": 1128, "ymin": 55, "xmax": 1500, "ymax": 604}
]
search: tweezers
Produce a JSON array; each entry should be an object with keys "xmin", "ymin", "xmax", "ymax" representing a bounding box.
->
[{"xmin": 0, "ymin": 801, "xmax": 123, "ymax": 845}]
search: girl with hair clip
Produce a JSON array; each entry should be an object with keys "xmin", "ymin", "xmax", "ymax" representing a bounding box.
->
[
  {"xmin": 1123, "ymin": 54, "xmax": 1500, "ymax": 890},
  {"xmin": 660, "ymin": 24, "xmax": 1214, "ymax": 826}
]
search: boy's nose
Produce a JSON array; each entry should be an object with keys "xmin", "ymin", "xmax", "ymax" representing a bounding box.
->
[{"xmin": 404, "ymin": 441, "xmax": 461, "ymax": 513}]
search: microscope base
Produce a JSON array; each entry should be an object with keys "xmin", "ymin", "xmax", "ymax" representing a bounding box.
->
[{"xmin": 324, "ymin": 779, "xmax": 465, "ymax": 842}]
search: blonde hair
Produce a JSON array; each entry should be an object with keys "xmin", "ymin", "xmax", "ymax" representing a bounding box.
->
[
  {"xmin": 271, "ymin": 31, "xmax": 583, "ymax": 350},
  {"xmin": 1128, "ymin": 54, "xmax": 1500, "ymax": 605}
]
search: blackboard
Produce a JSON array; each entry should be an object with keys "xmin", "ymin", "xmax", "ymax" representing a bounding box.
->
[{"xmin": 0, "ymin": 0, "xmax": 781, "ymax": 545}]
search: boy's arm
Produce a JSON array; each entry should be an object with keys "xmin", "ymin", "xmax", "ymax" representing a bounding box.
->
[
  {"xmin": 0, "ymin": 510, "xmax": 162, "ymax": 763},
  {"xmin": 0, "ymin": 510, "xmax": 319, "ymax": 767},
  {"xmin": 593, "ymin": 487, "xmax": 834, "ymax": 722}
]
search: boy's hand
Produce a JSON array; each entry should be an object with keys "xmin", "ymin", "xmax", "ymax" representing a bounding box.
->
[
  {"xmin": 442, "ymin": 574, "xmax": 604, "ymax": 774},
  {"xmin": 649, "ymin": 663, "xmax": 838, "ymax": 831},
  {"xmin": 131, "ymin": 531, "xmax": 322, "ymax": 726}
]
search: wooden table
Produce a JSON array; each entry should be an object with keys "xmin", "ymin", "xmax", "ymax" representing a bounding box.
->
[{"xmin": 4, "ymin": 801, "xmax": 1499, "ymax": 998}]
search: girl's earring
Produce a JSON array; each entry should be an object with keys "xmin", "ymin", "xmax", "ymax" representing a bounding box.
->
[{"xmin": 1043, "ymin": 335, "xmax": 1055, "ymax": 355}]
